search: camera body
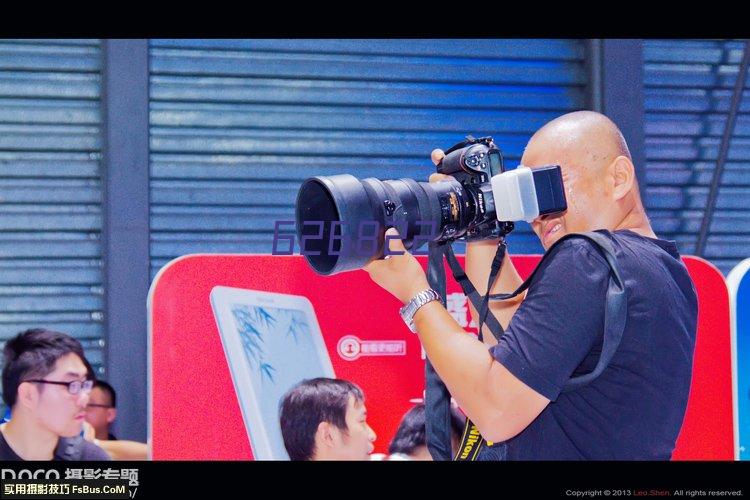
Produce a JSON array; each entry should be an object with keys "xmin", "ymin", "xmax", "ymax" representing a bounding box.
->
[{"xmin": 435, "ymin": 137, "xmax": 514, "ymax": 241}]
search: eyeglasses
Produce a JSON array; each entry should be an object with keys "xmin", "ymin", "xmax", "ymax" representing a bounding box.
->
[
  {"xmin": 85, "ymin": 403, "xmax": 112, "ymax": 410},
  {"xmin": 24, "ymin": 379, "xmax": 94, "ymax": 395}
]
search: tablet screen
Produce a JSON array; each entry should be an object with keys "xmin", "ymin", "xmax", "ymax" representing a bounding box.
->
[{"xmin": 212, "ymin": 288, "xmax": 334, "ymax": 460}]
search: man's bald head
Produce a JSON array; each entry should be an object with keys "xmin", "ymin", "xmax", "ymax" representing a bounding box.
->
[
  {"xmin": 522, "ymin": 111, "xmax": 654, "ymax": 248},
  {"xmin": 525, "ymin": 110, "xmax": 631, "ymax": 175}
]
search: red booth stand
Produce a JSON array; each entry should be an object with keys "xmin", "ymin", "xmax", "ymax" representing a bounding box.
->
[{"xmin": 148, "ymin": 254, "xmax": 732, "ymax": 460}]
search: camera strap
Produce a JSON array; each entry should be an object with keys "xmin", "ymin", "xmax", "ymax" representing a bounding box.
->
[
  {"xmin": 424, "ymin": 238, "xmax": 506, "ymax": 461},
  {"xmin": 486, "ymin": 231, "xmax": 627, "ymax": 392},
  {"xmin": 425, "ymin": 230, "xmax": 627, "ymax": 460},
  {"xmin": 424, "ymin": 240, "xmax": 454, "ymax": 462}
]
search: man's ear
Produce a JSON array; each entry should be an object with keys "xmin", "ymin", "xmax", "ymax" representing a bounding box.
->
[
  {"xmin": 611, "ymin": 155, "xmax": 635, "ymax": 201},
  {"xmin": 16, "ymin": 382, "xmax": 38, "ymax": 410},
  {"xmin": 106, "ymin": 408, "xmax": 117, "ymax": 425},
  {"xmin": 315, "ymin": 421, "xmax": 336, "ymax": 449}
]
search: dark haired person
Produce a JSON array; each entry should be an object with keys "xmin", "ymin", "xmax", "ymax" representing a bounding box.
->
[
  {"xmin": 82, "ymin": 380, "xmax": 149, "ymax": 460},
  {"xmin": 0, "ymin": 328, "xmax": 110, "ymax": 460},
  {"xmin": 85, "ymin": 380, "xmax": 117, "ymax": 441},
  {"xmin": 365, "ymin": 111, "xmax": 698, "ymax": 460},
  {"xmin": 279, "ymin": 377, "xmax": 376, "ymax": 461},
  {"xmin": 388, "ymin": 403, "xmax": 465, "ymax": 460}
]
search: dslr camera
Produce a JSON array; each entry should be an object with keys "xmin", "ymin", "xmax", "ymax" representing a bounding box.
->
[{"xmin": 295, "ymin": 136, "xmax": 567, "ymax": 275}]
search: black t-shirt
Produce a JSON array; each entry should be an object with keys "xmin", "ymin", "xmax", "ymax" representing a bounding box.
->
[
  {"xmin": 482, "ymin": 229, "xmax": 698, "ymax": 460},
  {"xmin": 0, "ymin": 431, "xmax": 111, "ymax": 461}
]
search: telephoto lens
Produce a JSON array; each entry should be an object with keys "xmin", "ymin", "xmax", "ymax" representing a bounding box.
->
[{"xmin": 295, "ymin": 174, "xmax": 473, "ymax": 275}]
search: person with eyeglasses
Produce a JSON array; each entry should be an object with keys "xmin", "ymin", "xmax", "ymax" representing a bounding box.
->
[
  {"xmin": 0, "ymin": 328, "xmax": 110, "ymax": 460},
  {"xmin": 80, "ymin": 380, "xmax": 149, "ymax": 460},
  {"xmin": 84, "ymin": 380, "xmax": 118, "ymax": 441}
]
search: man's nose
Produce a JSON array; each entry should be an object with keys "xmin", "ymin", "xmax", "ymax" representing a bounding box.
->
[
  {"xmin": 532, "ymin": 213, "xmax": 551, "ymax": 226},
  {"xmin": 77, "ymin": 391, "xmax": 90, "ymax": 406},
  {"xmin": 367, "ymin": 424, "xmax": 376, "ymax": 442}
]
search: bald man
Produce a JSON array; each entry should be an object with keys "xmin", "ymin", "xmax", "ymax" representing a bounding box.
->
[{"xmin": 365, "ymin": 111, "xmax": 698, "ymax": 460}]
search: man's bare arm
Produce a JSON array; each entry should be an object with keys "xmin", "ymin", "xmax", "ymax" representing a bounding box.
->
[{"xmin": 412, "ymin": 301, "xmax": 549, "ymax": 442}]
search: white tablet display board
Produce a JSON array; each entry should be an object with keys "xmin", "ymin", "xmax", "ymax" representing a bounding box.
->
[{"xmin": 210, "ymin": 286, "xmax": 335, "ymax": 460}]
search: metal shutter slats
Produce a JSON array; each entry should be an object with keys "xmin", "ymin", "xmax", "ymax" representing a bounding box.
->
[
  {"xmin": 645, "ymin": 39, "xmax": 750, "ymax": 273},
  {"xmin": 0, "ymin": 40, "xmax": 104, "ymax": 377},
  {"xmin": 149, "ymin": 39, "xmax": 587, "ymax": 278}
]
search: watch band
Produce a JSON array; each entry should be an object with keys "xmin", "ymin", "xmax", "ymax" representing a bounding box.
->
[{"xmin": 399, "ymin": 289, "xmax": 442, "ymax": 333}]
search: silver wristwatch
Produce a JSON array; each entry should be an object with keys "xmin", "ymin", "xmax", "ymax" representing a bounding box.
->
[{"xmin": 399, "ymin": 289, "xmax": 441, "ymax": 333}]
